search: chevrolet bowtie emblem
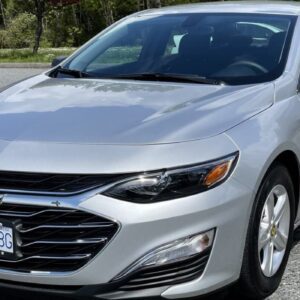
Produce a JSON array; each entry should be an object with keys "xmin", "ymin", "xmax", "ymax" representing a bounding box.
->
[{"xmin": 51, "ymin": 200, "xmax": 61, "ymax": 207}]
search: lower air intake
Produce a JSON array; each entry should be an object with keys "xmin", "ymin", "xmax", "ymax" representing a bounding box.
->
[{"xmin": 119, "ymin": 249, "xmax": 211, "ymax": 291}]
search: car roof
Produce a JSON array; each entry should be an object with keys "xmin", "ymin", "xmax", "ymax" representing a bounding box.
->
[{"xmin": 139, "ymin": 1, "xmax": 300, "ymax": 16}]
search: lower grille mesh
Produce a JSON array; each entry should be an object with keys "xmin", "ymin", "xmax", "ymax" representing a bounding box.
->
[
  {"xmin": 119, "ymin": 250, "xmax": 210, "ymax": 291},
  {"xmin": 0, "ymin": 203, "xmax": 119, "ymax": 273}
]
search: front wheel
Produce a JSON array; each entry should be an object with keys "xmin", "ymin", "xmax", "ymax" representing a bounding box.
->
[{"xmin": 236, "ymin": 164, "xmax": 295, "ymax": 299}]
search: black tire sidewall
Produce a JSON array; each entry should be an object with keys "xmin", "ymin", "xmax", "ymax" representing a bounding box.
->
[{"xmin": 243, "ymin": 164, "xmax": 295, "ymax": 298}]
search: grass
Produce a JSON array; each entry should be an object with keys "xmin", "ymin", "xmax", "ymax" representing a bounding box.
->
[
  {"xmin": 0, "ymin": 46, "xmax": 143, "ymax": 64},
  {"xmin": 0, "ymin": 48, "xmax": 76, "ymax": 63},
  {"xmin": 96, "ymin": 46, "xmax": 142, "ymax": 64}
]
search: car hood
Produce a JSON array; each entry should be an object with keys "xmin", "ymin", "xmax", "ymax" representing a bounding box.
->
[{"xmin": 0, "ymin": 74, "xmax": 274, "ymax": 145}]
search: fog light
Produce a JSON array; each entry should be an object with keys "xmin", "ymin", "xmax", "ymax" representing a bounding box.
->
[{"xmin": 113, "ymin": 229, "xmax": 215, "ymax": 281}]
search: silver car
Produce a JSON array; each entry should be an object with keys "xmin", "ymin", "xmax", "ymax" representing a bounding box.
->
[{"xmin": 0, "ymin": 1, "xmax": 299, "ymax": 300}]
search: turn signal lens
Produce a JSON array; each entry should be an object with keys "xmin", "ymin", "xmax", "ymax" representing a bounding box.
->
[{"xmin": 204, "ymin": 162, "xmax": 231, "ymax": 187}]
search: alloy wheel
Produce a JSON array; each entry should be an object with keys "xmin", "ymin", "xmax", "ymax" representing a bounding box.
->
[{"xmin": 258, "ymin": 185, "xmax": 290, "ymax": 277}]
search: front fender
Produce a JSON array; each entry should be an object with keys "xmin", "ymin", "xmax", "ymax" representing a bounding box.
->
[{"xmin": 226, "ymin": 96, "xmax": 300, "ymax": 222}]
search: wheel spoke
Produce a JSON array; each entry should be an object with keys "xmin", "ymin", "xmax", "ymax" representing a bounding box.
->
[
  {"xmin": 266, "ymin": 193, "xmax": 275, "ymax": 226},
  {"xmin": 273, "ymin": 229, "xmax": 288, "ymax": 252},
  {"xmin": 274, "ymin": 194, "xmax": 288, "ymax": 226},
  {"xmin": 263, "ymin": 242, "xmax": 274, "ymax": 277},
  {"xmin": 259, "ymin": 222, "xmax": 270, "ymax": 251}
]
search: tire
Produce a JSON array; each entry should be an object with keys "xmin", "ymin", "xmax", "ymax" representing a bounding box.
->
[{"xmin": 235, "ymin": 163, "xmax": 295, "ymax": 299}]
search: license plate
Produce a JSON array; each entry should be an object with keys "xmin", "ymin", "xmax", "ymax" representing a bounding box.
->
[{"xmin": 0, "ymin": 223, "xmax": 14, "ymax": 254}]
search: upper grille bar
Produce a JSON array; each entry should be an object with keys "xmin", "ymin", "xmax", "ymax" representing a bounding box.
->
[
  {"xmin": 21, "ymin": 237, "xmax": 108, "ymax": 247},
  {"xmin": 18, "ymin": 223, "xmax": 114, "ymax": 233},
  {"xmin": 0, "ymin": 209, "xmax": 75, "ymax": 218},
  {"xmin": 0, "ymin": 171, "xmax": 129, "ymax": 196}
]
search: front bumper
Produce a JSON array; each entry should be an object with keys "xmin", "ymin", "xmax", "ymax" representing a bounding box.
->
[{"xmin": 0, "ymin": 175, "xmax": 253, "ymax": 299}]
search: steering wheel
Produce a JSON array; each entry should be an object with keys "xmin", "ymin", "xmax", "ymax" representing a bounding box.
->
[{"xmin": 228, "ymin": 60, "xmax": 268, "ymax": 74}]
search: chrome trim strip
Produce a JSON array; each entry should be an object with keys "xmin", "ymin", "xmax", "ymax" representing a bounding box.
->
[
  {"xmin": 0, "ymin": 209, "xmax": 76, "ymax": 218},
  {"xmin": 21, "ymin": 238, "xmax": 108, "ymax": 247},
  {"xmin": 0, "ymin": 254, "xmax": 91, "ymax": 264},
  {"xmin": 18, "ymin": 223, "xmax": 114, "ymax": 233}
]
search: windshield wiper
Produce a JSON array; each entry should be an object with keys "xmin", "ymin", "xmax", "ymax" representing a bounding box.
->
[
  {"xmin": 103, "ymin": 73, "xmax": 226, "ymax": 85},
  {"xmin": 54, "ymin": 67, "xmax": 92, "ymax": 78}
]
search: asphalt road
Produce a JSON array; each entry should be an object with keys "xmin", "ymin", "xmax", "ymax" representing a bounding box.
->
[
  {"xmin": 0, "ymin": 68, "xmax": 45, "ymax": 88},
  {"xmin": 0, "ymin": 68, "xmax": 299, "ymax": 300}
]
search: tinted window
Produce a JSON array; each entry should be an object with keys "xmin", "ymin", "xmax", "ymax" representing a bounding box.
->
[{"xmin": 66, "ymin": 13, "xmax": 296, "ymax": 85}]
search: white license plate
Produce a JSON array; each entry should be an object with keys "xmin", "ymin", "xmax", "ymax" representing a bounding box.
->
[{"xmin": 0, "ymin": 224, "xmax": 14, "ymax": 254}]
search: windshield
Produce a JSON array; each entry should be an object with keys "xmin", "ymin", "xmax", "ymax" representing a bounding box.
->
[{"xmin": 61, "ymin": 13, "xmax": 296, "ymax": 85}]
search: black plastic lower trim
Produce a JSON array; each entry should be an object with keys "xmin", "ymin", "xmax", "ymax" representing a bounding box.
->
[
  {"xmin": 0, "ymin": 248, "xmax": 212, "ymax": 299},
  {"xmin": 0, "ymin": 277, "xmax": 238, "ymax": 300}
]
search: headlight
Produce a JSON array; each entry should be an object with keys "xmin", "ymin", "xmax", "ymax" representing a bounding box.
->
[{"xmin": 103, "ymin": 152, "xmax": 238, "ymax": 203}]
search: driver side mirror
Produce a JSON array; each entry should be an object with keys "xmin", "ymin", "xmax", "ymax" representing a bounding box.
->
[{"xmin": 51, "ymin": 56, "xmax": 67, "ymax": 67}]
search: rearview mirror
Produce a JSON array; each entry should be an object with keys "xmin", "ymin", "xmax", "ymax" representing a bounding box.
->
[{"xmin": 51, "ymin": 56, "xmax": 67, "ymax": 67}]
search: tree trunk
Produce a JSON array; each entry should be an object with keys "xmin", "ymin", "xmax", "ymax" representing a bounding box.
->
[
  {"xmin": 33, "ymin": 0, "xmax": 46, "ymax": 54},
  {"xmin": 99, "ymin": 0, "xmax": 114, "ymax": 27},
  {"xmin": 0, "ymin": 0, "xmax": 6, "ymax": 28},
  {"xmin": 57, "ymin": 5, "xmax": 64, "ymax": 47},
  {"xmin": 138, "ymin": 0, "xmax": 155, "ymax": 10},
  {"xmin": 138, "ymin": 0, "xmax": 161, "ymax": 10},
  {"xmin": 150, "ymin": 0, "xmax": 161, "ymax": 8},
  {"xmin": 144, "ymin": 0, "xmax": 150, "ymax": 9},
  {"xmin": 72, "ymin": 5, "xmax": 79, "ymax": 27}
]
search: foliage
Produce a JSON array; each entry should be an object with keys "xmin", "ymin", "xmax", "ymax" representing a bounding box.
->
[
  {"xmin": 0, "ymin": 0, "xmax": 222, "ymax": 52},
  {"xmin": 0, "ymin": 47, "xmax": 75, "ymax": 62},
  {"xmin": 0, "ymin": 12, "xmax": 35, "ymax": 48}
]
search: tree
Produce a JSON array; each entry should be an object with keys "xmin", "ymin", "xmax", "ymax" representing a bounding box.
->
[
  {"xmin": 32, "ymin": 0, "xmax": 82, "ymax": 53},
  {"xmin": 0, "ymin": 0, "xmax": 227, "ymax": 51},
  {"xmin": 137, "ymin": 0, "xmax": 162, "ymax": 10},
  {"xmin": 150, "ymin": 0, "xmax": 161, "ymax": 8},
  {"xmin": 1, "ymin": 12, "xmax": 35, "ymax": 48},
  {"xmin": 0, "ymin": 0, "xmax": 6, "ymax": 28},
  {"xmin": 99, "ymin": 0, "xmax": 114, "ymax": 27},
  {"xmin": 5, "ymin": 0, "xmax": 47, "ymax": 53},
  {"xmin": 33, "ymin": 0, "xmax": 46, "ymax": 53}
]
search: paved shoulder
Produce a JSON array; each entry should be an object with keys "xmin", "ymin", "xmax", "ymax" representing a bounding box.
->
[
  {"xmin": 270, "ymin": 243, "xmax": 300, "ymax": 299},
  {"xmin": 0, "ymin": 68, "xmax": 47, "ymax": 89}
]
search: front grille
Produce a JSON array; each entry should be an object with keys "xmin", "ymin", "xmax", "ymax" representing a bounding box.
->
[
  {"xmin": 0, "ymin": 203, "xmax": 119, "ymax": 273},
  {"xmin": 119, "ymin": 250, "xmax": 210, "ymax": 291},
  {"xmin": 0, "ymin": 171, "xmax": 127, "ymax": 195}
]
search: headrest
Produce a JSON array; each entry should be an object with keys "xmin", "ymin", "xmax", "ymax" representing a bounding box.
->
[{"xmin": 179, "ymin": 34, "xmax": 211, "ymax": 59}]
